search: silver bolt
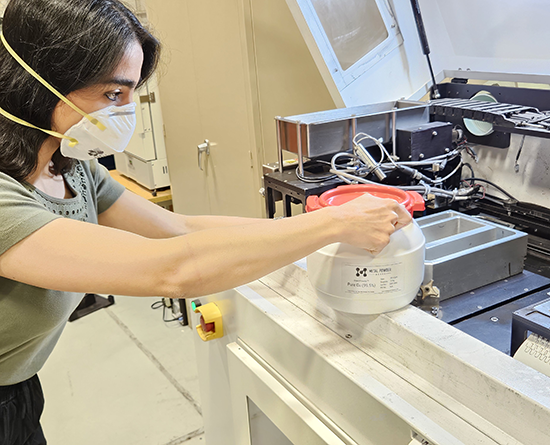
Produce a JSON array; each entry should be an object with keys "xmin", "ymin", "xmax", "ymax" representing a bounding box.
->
[
  {"xmin": 491, "ymin": 317, "xmax": 499, "ymax": 322},
  {"xmin": 432, "ymin": 131, "xmax": 438, "ymax": 137},
  {"xmin": 345, "ymin": 334, "xmax": 352, "ymax": 339},
  {"xmin": 419, "ymin": 153, "xmax": 425, "ymax": 159},
  {"xmin": 477, "ymin": 305, "xmax": 483, "ymax": 310}
]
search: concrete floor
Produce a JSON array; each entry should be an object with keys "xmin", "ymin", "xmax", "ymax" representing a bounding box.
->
[{"xmin": 39, "ymin": 295, "xmax": 203, "ymax": 445}]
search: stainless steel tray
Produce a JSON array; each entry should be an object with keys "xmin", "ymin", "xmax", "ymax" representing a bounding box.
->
[
  {"xmin": 276, "ymin": 100, "xmax": 429, "ymax": 159},
  {"xmin": 416, "ymin": 211, "xmax": 528, "ymax": 300}
]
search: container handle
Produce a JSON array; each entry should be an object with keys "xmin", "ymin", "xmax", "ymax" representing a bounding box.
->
[
  {"xmin": 406, "ymin": 191, "xmax": 426, "ymax": 212},
  {"xmin": 305, "ymin": 195, "xmax": 320, "ymax": 212}
]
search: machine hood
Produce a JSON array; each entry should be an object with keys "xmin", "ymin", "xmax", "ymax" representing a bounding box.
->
[{"xmin": 285, "ymin": 0, "xmax": 550, "ymax": 107}]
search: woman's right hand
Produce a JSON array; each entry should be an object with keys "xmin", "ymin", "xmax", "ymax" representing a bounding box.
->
[{"xmin": 326, "ymin": 193, "xmax": 412, "ymax": 254}]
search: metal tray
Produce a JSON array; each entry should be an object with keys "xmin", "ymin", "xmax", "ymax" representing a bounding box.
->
[{"xmin": 417, "ymin": 210, "xmax": 528, "ymax": 300}]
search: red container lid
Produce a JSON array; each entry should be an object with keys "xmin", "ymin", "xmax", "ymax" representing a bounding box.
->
[{"xmin": 306, "ymin": 184, "xmax": 425, "ymax": 215}]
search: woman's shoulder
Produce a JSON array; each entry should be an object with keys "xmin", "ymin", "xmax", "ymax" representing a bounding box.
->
[
  {"xmin": 0, "ymin": 170, "xmax": 24, "ymax": 185},
  {"xmin": 0, "ymin": 170, "xmax": 34, "ymax": 196}
]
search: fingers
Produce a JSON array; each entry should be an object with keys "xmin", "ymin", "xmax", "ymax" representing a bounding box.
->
[
  {"xmin": 364, "ymin": 203, "xmax": 411, "ymax": 254},
  {"xmin": 333, "ymin": 192, "xmax": 416, "ymax": 252},
  {"xmin": 391, "ymin": 202, "xmax": 412, "ymax": 231},
  {"xmin": 355, "ymin": 194, "xmax": 412, "ymax": 229},
  {"xmin": 365, "ymin": 230, "xmax": 392, "ymax": 255}
]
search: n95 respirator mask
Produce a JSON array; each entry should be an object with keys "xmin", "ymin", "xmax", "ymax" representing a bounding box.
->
[
  {"xmin": 0, "ymin": 31, "xmax": 137, "ymax": 160},
  {"xmin": 60, "ymin": 102, "xmax": 136, "ymax": 160}
]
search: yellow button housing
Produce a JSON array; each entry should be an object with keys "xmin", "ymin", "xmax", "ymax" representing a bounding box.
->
[{"xmin": 194, "ymin": 302, "xmax": 223, "ymax": 341}]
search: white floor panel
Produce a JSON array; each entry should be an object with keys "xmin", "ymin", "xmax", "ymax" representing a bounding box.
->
[{"xmin": 39, "ymin": 296, "xmax": 202, "ymax": 445}]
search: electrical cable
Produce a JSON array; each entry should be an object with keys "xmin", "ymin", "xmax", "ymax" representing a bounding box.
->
[
  {"xmin": 431, "ymin": 160, "xmax": 464, "ymax": 184},
  {"xmin": 291, "ymin": 130, "xmax": 478, "ymax": 203},
  {"xmin": 353, "ymin": 132, "xmax": 398, "ymax": 168},
  {"xmin": 151, "ymin": 300, "xmax": 164, "ymax": 310},
  {"xmin": 463, "ymin": 162, "xmax": 475, "ymax": 179},
  {"xmin": 151, "ymin": 299, "xmax": 183, "ymax": 323},
  {"xmin": 514, "ymin": 135, "xmax": 526, "ymax": 172},
  {"xmin": 328, "ymin": 168, "xmax": 463, "ymax": 199},
  {"xmin": 462, "ymin": 177, "xmax": 518, "ymax": 202},
  {"xmin": 350, "ymin": 132, "xmax": 465, "ymax": 185},
  {"xmin": 295, "ymin": 167, "xmax": 337, "ymax": 183},
  {"xmin": 294, "ymin": 160, "xmax": 338, "ymax": 183}
]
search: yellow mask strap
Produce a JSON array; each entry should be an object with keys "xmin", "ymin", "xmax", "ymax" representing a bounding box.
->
[
  {"xmin": 0, "ymin": 106, "xmax": 79, "ymax": 147},
  {"xmin": 0, "ymin": 31, "xmax": 105, "ymax": 131}
]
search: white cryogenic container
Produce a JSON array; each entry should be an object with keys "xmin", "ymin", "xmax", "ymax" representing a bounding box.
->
[{"xmin": 306, "ymin": 185, "xmax": 426, "ymax": 314}]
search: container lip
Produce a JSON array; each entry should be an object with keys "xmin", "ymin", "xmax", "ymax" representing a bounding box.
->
[{"xmin": 306, "ymin": 184, "xmax": 424, "ymax": 215}]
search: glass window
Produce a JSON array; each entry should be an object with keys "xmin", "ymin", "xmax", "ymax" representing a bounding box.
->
[
  {"xmin": 248, "ymin": 398, "xmax": 293, "ymax": 445},
  {"xmin": 310, "ymin": 0, "xmax": 389, "ymax": 71}
]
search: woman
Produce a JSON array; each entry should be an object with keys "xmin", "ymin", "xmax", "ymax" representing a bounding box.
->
[{"xmin": 0, "ymin": 0, "xmax": 411, "ymax": 443}]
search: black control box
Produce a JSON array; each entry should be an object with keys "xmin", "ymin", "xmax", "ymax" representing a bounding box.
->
[{"xmin": 396, "ymin": 121, "xmax": 452, "ymax": 162}]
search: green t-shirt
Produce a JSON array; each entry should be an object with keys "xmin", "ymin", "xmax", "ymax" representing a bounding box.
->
[{"xmin": 0, "ymin": 160, "xmax": 125, "ymax": 385}]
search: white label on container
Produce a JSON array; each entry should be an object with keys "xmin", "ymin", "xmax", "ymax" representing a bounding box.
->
[{"xmin": 343, "ymin": 262, "xmax": 403, "ymax": 295}]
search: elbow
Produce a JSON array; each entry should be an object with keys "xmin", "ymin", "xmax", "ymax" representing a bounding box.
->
[{"xmin": 157, "ymin": 263, "xmax": 205, "ymax": 300}]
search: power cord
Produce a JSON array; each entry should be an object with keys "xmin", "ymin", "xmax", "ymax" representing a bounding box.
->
[{"xmin": 151, "ymin": 299, "xmax": 183, "ymax": 323}]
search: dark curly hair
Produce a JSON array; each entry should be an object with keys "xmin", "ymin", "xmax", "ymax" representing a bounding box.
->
[{"xmin": 0, "ymin": 0, "xmax": 161, "ymax": 181}]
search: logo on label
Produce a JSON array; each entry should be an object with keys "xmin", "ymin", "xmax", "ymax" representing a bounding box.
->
[
  {"xmin": 88, "ymin": 148, "xmax": 105, "ymax": 158},
  {"xmin": 356, "ymin": 267, "xmax": 368, "ymax": 277}
]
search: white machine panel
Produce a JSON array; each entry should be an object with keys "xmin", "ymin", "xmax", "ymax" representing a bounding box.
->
[{"xmin": 193, "ymin": 264, "xmax": 550, "ymax": 445}]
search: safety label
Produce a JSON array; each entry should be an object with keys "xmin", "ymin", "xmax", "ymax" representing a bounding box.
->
[{"xmin": 343, "ymin": 262, "xmax": 403, "ymax": 295}]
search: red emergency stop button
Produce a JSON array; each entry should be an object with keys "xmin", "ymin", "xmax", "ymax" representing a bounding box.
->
[{"xmin": 200, "ymin": 315, "xmax": 215, "ymax": 333}]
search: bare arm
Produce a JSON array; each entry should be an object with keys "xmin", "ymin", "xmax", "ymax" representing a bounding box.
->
[
  {"xmin": 0, "ymin": 193, "xmax": 410, "ymax": 299},
  {"xmin": 98, "ymin": 190, "xmax": 266, "ymax": 238}
]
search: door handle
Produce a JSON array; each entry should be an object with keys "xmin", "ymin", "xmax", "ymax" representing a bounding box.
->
[{"xmin": 197, "ymin": 139, "xmax": 210, "ymax": 171}]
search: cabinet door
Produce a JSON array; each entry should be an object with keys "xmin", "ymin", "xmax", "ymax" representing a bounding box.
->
[
  {"xmin": 227, "ymin": 342, "xmax": 356, "ymax": 445},
  {"xmin": 146, "ymin": 0, "xmax": 263, "ymax": 217},
  {"xmin": 125, "ymin": 85, "xmax": 157, "ymax": 162}
]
